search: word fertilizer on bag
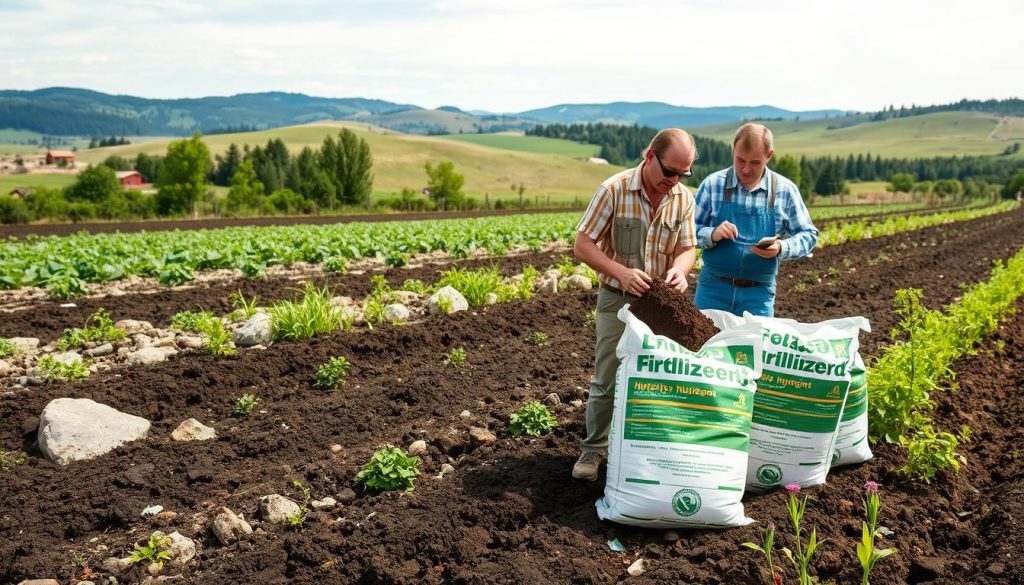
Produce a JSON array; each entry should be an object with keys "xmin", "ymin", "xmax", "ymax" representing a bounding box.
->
[
  {"xmin": 596, "ymin": 307, "xmax": 763, "ymax": 528},
  {"xmin": 745, "ymin": 316, "xmax": 869, "ymax": 492},
  {"xmin": 831, "ymin": 353, "xmax": 873, "ymax": 467}
]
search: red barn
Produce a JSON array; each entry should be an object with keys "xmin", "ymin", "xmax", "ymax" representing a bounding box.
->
[
  {"xmin": 45, "ymin": 150, "xmax": 75, "ymax": 165},
  {"xmin": 116, "ymin": 170, "xmax": 144, "ymax": 187}
]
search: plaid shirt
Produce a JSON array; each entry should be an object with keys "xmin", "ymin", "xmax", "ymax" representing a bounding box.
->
[
  {"xmin": 694, "ymin": 167, "xmax": 818, "ymax": 260},
  {"xmin": 577, "ymin": 161, "xmax": 696, "ymax": 289}
]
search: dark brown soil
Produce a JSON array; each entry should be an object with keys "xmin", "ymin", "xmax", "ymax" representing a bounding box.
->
[
  {"xmin": 628, "ymin": 278, "xmax": 719, "ymax": 351},
  {"xmin": 1, "ymin": 209, "xmax": 1023, "ymax": 584}
]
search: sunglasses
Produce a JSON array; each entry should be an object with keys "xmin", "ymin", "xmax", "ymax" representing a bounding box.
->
[{"xmin": 654, "ymin": 152, "xmax": 692, "ymax": 179}]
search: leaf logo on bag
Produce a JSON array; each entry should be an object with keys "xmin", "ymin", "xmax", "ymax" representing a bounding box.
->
[
  {"xmin": 756, "ymin": 463, "xmax": 783, "ymax": 485},
  {"xmin": 672, "ymin": 489, "xmax": 702, "ymax": 517}
]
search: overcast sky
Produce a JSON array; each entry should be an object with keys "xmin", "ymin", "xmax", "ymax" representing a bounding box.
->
[{"xmin": 1, "ymin": 0, "xmax": 1019, "ymax": 113}]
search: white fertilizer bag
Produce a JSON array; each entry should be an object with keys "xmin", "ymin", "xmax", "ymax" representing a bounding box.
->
[
  {"xmin": 743, "ymin": 314, "xmax": 869, "ymax": 492},
  {"xmin": 831, "ymin": 353, "xmax": 873, "ymax": 467},
  {"xmin": 596, "ymin": 307, "xmax": 763, "ymax": 528}
]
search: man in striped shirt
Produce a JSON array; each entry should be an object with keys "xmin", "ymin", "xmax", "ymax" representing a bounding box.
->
[
  {"xmin": 693, "ymin": 123, "xmax": 818, "ymax": 317},
  {"xmin": 571, "ymin": 128, "xmax": 698, "ymax": 481}
]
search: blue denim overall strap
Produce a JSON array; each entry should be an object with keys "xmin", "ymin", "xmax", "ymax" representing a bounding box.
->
[{"xmin": 700, "ymin": 167, "xmax": 779, "ymax": 282}]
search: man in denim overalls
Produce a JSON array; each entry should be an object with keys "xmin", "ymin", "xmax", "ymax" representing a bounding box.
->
[{"xmin": 694, "ymin": 124, "xmax": 818, "ymax": 317}]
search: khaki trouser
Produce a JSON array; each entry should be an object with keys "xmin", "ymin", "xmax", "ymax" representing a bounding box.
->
[{"xmin": 581, "ymin": 286, "xmax": 637, "ymax": 454}]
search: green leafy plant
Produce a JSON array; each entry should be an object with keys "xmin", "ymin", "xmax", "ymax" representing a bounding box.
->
[
  {"xmin": 527, "ymin": 331, "xmax": 549, "ymax": 346},
  {"xmin": 233, "ymin": 394, "xmax": 260, "ymax": 416},
  {"xmin": 314, "ymin": 356, "xmax": 351, "ymax": 390},
  {"xmin": 899, "ymin": 424, "xmax": 964, "ymax": 483},
  {"xmin": 444, "ymin": 347, "xmax": 466, "ymax": 369},
  {"xmin": 509, "ymin": 400, "xmax": 558, "ymax": 436},
  {"xmin": 436, "ymin": 266, "xmax": 503, "ymax": 307},
  {"xmin": 516, "ymin": 265, "xmax": 538, "ymax": 300},
  {"xmin": 170, "ymin": 310, "xmax": 217, "ymax": 333},
  {"xmin": 780, "ymin": 483, "xmax": 823, "ymax": 585},
  {"xmin": 741, "ymin": 522, "xmax": 780, "ymax": 585},
  {"xmin": 857, "ymin": 481, "xmax": 895, "ymax": 585},
  {"xmin": 401, "ymin": 279, "xmax": 428, "ymax": 294},
  {"xmin": 158, "ymin": 262, "xmax": 195, "ymax": 286},
  {"xmin": 270, "ymin": 283, "xmax": 349, "ymax": 340},
  {"xmin": 57, "ymin": 308, "xmax": 126, "ymax": 350},
  {"xmin": 0, "ymin": 450, "xmax": 27, "ymax": 469},
  {"xmin": 229, "ymin": 290, "xmax": 259, "ymax": 319},
  {"xmin": 585, "ymin": 309, "xmax": 597, "ymax": 327},
  {"xmin": 38, "ymin": 355, "xmax": 90, "ymax": 381},
  {"xmin": 354, "ymin": 445, "xmax": 421, "ymax": 492},
  {"xmin": 287, "ymin": 480, "xmax": 311, "ymax": 528},
  {"xmin": 127, "ymin": 532, "xmax": 172, "ymax": 570},
  {"xmin": 198, "ymin": 318, "xmax": 234, "ymax": 357},
  {"xmin": 362, "ymin": 298, "xmax": 387, "ymax": 329},
  {"xmin": 0, "ymin": 338, "xmax": 15, "ymax": 359},
  {"xmin": 322, "ymin": 256, "xmax": 348, "ymax": 274}
]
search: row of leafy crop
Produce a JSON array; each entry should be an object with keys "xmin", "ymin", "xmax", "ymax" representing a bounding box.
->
[
  {"xmin": 867, "ymin": 245, "xmax": 1024, "ymax": 483},
  {"xmin": 808, "ymin": 200, "xmax": 978, "ymax": 222},
  {"xmin": 0, "ymin": 212, "xmax": 580, "ymax": 297},
  {"xmin": 1, "ymin": 202, "xmax": 1016, "ymax": 300}
]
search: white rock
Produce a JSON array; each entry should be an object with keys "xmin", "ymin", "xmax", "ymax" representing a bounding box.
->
[
  {"xmin": 544, "ymin": 269, "xmax": 562, "ymax": 281},
  {"xmin": 150, "ymin": 336, "xmax": 176, "ymax": 348},
  {"xmin": 38, "ymin": 398, "xmax": 150, "ymax": 465},
  {"xmin": 0, "ymin": 360, "xmax": 10, "ymax": 376},
  {"xmin": 85, "ymin": 343, "xmax": 114, "ymax": 358},
  {"xmin": 330, "ymin": 444, "xmax": 343, "ymax": 454},
  {"xmin": 115, "ymin": 320, "xmax": 152, "ymax": 334},
  {"xmin": 141, "ymin": 505, "xmax": 164, "ymax": 517},
  {"xmin": 259, "ymin": 494, "xmax": 301, "ymax": 524},
  {"xmin": 176, "ymin": 336, "xmax": 205, "ymax": 350},
  {"xmin": 128, "ymin": 347, "xmax": 168, "ymax": 366},
  {"xmin": 627, "ymin": 558, "xmax": 646, "ymax": 576},
  {"xmin": 132, "ymin": 333, "xmax": 152, "ymax": 349},
  {"xmin": 210, "ymin": 507, "xmax": 252, "ymax": 546},
  {"xmin": 8, "ymin": 337, "xmax": 39, "ymax": 352},
  {"xmin": 171, "ymin": 419, "xmax": 216, "ymax": 442},
  {"xmin": 329, "ymin": 295, "xmax": 355, "ymax": 308},
  {"xmin": 233, "ymin": 313, "xmax": 274, "ymax": 347},
  {"xmin": 50, "ymin": 351, "xmax": 82, "ymax": 365},
  {"xmin": 427, "ymin": 286, "xmax": 469, "ymax": 315},
  {"xmin": 485, "ymin": 292, "xmax": 499, "ymax": 305},
  {"xmin": 469, "ymin": 426, "xmax": 497, "ymax": 447},
  {"xmin": 310, "ymin": 497, "xmax": 337, "ymax": 511},
  {"xmin": 459, "ymin": 410, "xmax": 472, "ymax": 419},
  {"xmin": 440, "ymin": 463, "xmax": 455, "ymax": 476},
  {"xmin": 408, "ymin": 439, "xmax": 428, "ymax": 456},
  {"xmin": 385, "ymin": 303, "xmax": 411, "ymax": 323},
  {"xmin": 17, "ymin": 579, "xmax": 60, "ymax": 585},
  {"xmin": 536, "ymin": 276, "xmax": 558, "ymax": 295},
  {"xmin": 565, "ymin": 274, "xmax": 594, "ymax": 291},
  {"xmin": 161, "ymin": 530, "xmax": 197, "ymax": 566}
]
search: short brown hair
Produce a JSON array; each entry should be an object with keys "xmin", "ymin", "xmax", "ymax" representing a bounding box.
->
[
  {"xmin": 643, "ymin": 128, "xmax": 698, "ymax": 161},
  {"xmin": 733, "ymin": 123, "xmax": 773, "ymax": 154}
]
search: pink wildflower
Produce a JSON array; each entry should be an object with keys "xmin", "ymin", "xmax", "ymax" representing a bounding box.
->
[
  {"xmin": 785, "ymin": 483, "xmax": 801, "ymax": 494},
  {"xmin": 865, "ymin": 480, "xmax": 879, "ymax": 494}
]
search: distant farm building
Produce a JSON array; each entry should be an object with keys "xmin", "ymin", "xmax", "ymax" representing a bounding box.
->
[
  {"xmin": 8, "ymin": 187, "xmax": 35, "ymax": 199},
  {"xmin": 116, "ymin": 170, "xmax": 144, "ymax": 187},
  {"xmin": 45, "ymin": 150, "xmax": 75, "ymax": 165}
]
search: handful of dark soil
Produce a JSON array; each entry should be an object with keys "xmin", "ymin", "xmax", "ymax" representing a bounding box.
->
[{"xmin": 629, "ymin": 278, "xmax": 720, "ymax": 351}]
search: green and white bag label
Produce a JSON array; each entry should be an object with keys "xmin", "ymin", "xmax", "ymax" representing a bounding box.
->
[
  {"xmin": 744, "ymin": 315, "xmax": 869, "ymax": 492},
  {"xmin": 831, "ymin": 353, "xmax": 873, "ymax": 467},
  {"xmin": 596, "ymin": 307, "xmax": 763, "ymax": 529}
]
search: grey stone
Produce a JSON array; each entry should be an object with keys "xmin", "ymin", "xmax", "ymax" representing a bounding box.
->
[
  {"xmin": 115, "ymin": 320, "xmax": 152, "ymax": 334},
  {"xmin": 210, "ymin": 507, "xmax": 252, "ymax": 546},
  {"xmin": 50, "ymin": 351, "xmax": 82, "ymax": 365},
  {"xmin": 335, "ymin": 488, "xmax": 356, "ymax": 504},
  {"xmin": 127, "ymin": 347, "xmax": 168, "ymax": 366},
  {"xmin": 311, "ymin": 497, "xmax": 337, "ymax": 511},
  {"xmin": 385, "ymin": 303, "xmax": 411, "ymax": 323},
  {"xmin": 259, "ymin": 494, "xmax": 301, "ymax": 524},
  {"xmin": 38, "ymin": 398, "xmax": 150, "ymax": 465},
  {"xmin": 469, "ymin": 426, "xmax": 497, "ymax": 447},
  {"xmin": 536, "ymin": 276, "xmax": 558, "ymax": 295},
  {"xmin": 565, "ymin": 274, "xmax": 593, "ymax": 291},
  {"xmin": 85, "ymin": 343, "xmax": 114, "ymax": 358},
  {"xmin": 544, "ymin": 269, "xmax": 562, "ymax": 281},
  {"xmin": 161, "ymin": 531, "xmax": 197, "ymax": 566},
  {"xmin": 484, "ymin": 292, "xmax": 499, "ymax": 305},
  {"xmin": 427, "ymin": 286, "xmax": 469, "ymax": 315},
  {"xmin": 8, "ymin": 337, "xmax": 39, "ymax": 352},
  {"xmin": 171, "ymin": 419, "xmax": 216, "ymax": 442},
  {"xmin": 233, "ymin": 313, "xmax": 273, "ymax": 347},
  {"xmin": 440, "ymin": 463, "xmax": 456, "ymax": 476},
  {"xmin": 543, "ymin": 392, "xmax": 561, "ymax": 406},
  {"xmin": 17, "ymin": 580, "xmax": 61, "ymax": 585},
  {"xmin": 408, "ymin": 439, "xmax": 428, "ymax": 456},
  {"xmin": 176, "ymin": 336, "xmax": 205, "ymax": 350},
  {"xmin": 626, "ymin": 558, "xmax": 646, "ymax": 576},
  {"xmin": 0, "ymin": 360, "xmax": 10, "ymax": 376},
  {"xmin": 393, "ymin": 290, "xmax": 420, "ymax": 304}
]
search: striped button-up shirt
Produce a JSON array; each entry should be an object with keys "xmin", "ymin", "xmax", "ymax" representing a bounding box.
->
[
  {"xmin": 577, "ymin": 162, "xmax": 697, "ymax": 289},
  {"xmin": 694, "ymin": 167, "xmax": 818, "ymax": 260}
]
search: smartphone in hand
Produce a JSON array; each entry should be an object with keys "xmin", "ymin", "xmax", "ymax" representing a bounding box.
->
[{"xmin": 754, "ymin": 236, "xmax": 779, "ymax": 250}]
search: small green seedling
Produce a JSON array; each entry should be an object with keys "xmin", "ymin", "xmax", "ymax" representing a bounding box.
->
[
  {"xmin": 444, "ymin": 347, "xmax": 466, "ymax": 368},
  {"xmin": 355, "ymin": 445, "xmax": 421, "ymax": 492},
  {"xmin": 314, "ymin": 356, "xmax": 351, "ymax": 390},
  {"xmin": 233, "ymin": 394, "xmax": 260, "ymax": 416},
  {"xmin": 527, "ymin": 331, "xmax": 549, "ymax": 346},
  {"xmin": 0, "ymin": 338, "xmax": 16, "ymax": 358},
  {"xmin": 57, "ymin": 308, "xmax": 126, "ymax": 350},
  {"xmin": 287, "ymin": 480, "xmax": 311, "ymax": 528},
  {"xmin": 229, "ymin": 290, "xmax": 259, "ymax": 319},
  {"xmin": 127, "ymin": 532, "xmax": 172, "ymax": 570},
  {"xmin": 0, "ymin": 450, "xmax": 27, "ymax": 469},
  {"xmin": 170, "ymin": 310, "xmax": 217, "ymax": 333},
  {"xmin": 509, "ymin": 401, "xmax": 558, "ymax": 436},
  {"xmin": 38, "ymin": 355, "xmax": 90, "ymax": 381},
  {"xmin": 198, "ymin": 318, "xmax": 234, "ymax": 357}
]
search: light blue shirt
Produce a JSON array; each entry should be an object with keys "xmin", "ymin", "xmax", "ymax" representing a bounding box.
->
[{"xmin": 694, "ymin": 167, "xmax": 818, "ymax": 260}]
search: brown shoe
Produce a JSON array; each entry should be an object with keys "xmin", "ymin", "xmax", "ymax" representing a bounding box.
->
[{"xmin": 572, "ymin": 451, "xmax": 604, "ymax": 481}]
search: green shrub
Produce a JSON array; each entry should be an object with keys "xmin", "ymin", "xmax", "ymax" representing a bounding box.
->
[
  {"xmin": 270, "ymin": 283, "xmax": 348, "ymax": 341},
  {"xmin": 323, "ymin": 257, "xmax": 348, "ymax": 274},
  {"xmin": 197, "ymin": 318, "xmax": 234, "ymax": 356},
  {"xmin": 57, "ymin": 308, "xmax": 126, "ymax": 350},
  {"xmin": 436, "ymin": 266, "xmax": 503, "ymax": 307},
  {"xmin": 0, "ymin": 338, "xmax": 15, "ymax": 359},
  {"xmin": 38, "ymin": 355, "xmax": 90, "ymax": 381},
  {"xmin": 509, "ymin": 401, "xmax": 558, "ymax": 436},
  {"xmin": 170, "ymin": 310, "xmax": 217, "ymax": 333},
  {"xmin": 355, "ymin": 446, "xmax": 421, "ymax": 492},
  {"xmin": 401, "ymin": 279, "xmax": 428, "ymax": 294},
  {"xmin": 314, "ymin": 356, "xmax": 351, "ymax": 390}
]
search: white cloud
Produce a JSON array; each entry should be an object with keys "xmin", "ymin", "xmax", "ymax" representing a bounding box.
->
[{"xmin": 1, "ymin": 0, "xmax": 1020, "ymax": 112}]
